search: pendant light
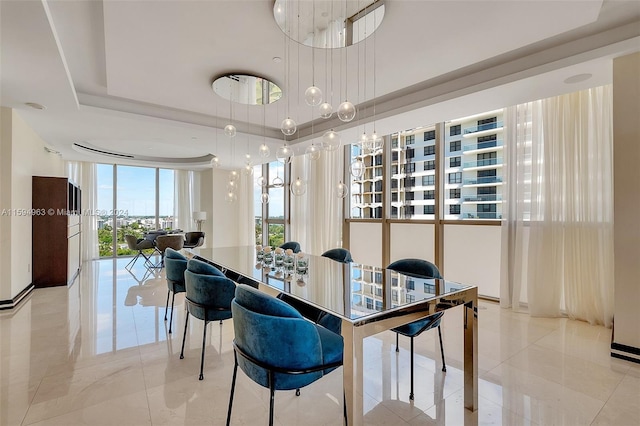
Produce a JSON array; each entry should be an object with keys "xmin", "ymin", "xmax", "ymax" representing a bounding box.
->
[
  {"xmin": 304, "ymin": 1, "xmax": 322, "ymax": 107},
  {"xmin": 318, "ymin": 30, "xmax": 333, "ymax": 119},
  {"xmin": 224, "ymin": 79, "xmax": 236, "ymax": 137},
  {"xmin": 336, "ymin": 180, "xmax": 349, "ymax": 198},
  {"xmin": 290, "ymin": 176, "xmax": 307, "ymax": 196},
  {"xmin": 280, "ymin": 8, "xmax": 297, "ymax": 136},
  {"xmin": 322, "ymin": 129, "xmax": 341, "ymax": 151}
]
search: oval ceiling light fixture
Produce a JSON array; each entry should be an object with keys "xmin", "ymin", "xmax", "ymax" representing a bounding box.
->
[
  {"xmin": 212, "ymin": 74, "xmax": 283, "ymax": 105},
  {"xmin": 25, "ymin": 102, "xmax": 46, "ymax": 110},
  {"xmin": 563, "ymin": 73, "xmax": 593, "ymax": 84},
  {"xmin": 273, "ymin": 0, "xmax": 385, "ymax": 48}
]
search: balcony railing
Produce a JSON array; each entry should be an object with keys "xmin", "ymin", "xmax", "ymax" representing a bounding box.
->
[
  {"xmin": 463, "ymin": 212, "xmax": 502, "ymax": 219},
  {"xmin": 463, "ymin": 139, "xmax": 504, "ymax": 152},
  {"xmin": 463, "ymin": 158, "xmax": 502, "ymax": 168},
  {"xmin": 463, "ymin": 176, "xmax": 503, "ymax": 185},
  {"xmin": 464, "ymin": 121, "xmax": 504, "ymax": 134},
  {"xmin": 462, "ymin": 194, "xmax": 502, "ymax": 202}
]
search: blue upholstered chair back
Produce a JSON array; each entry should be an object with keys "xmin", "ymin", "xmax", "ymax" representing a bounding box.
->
[
  {"xmin": 321, "ymin": 248, "xmax": 353, "ymax": 263},
  {"xmin": 387, "ymin": 258, "xmax": 444, "ymax": 338},
  {"xmin": 387, "ymin": 258, "xmax": 442, "ymax": 279},
  {"xmin": 232, "ymin": 284, "xmax": 327, "ymax": 390},
  {"xmin": 164, "ymin": 248, "xmax": 187, "ymax": 293},
  {"xmin": 279, "ymin": 241, "xmax": 301, "ymax": 253},
  {"xmin": 184, "ymin": 259, "xmax": 235, "ymax": 322}
]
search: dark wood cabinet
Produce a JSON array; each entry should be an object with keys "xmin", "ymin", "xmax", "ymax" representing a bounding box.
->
[{"xmin": 32, "ymin": 176, "xmax": 81, "ymax": 288}]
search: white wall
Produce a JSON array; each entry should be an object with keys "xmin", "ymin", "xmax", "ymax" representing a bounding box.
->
[
  {"xmin": 443, "ymin": 224, "xmax": 502, "ymax": 298},
  {"xmin": 613, "ymin": 53, "xmax": 640, "ymax": 352},
  {"xmin": 0, "ymin": 108, "xmax": 65, "ymax": 301},
  {"xmin": 390, "ymin": 223, "xmax": 435, "ymax": 264},
  {"xmin": 349, "ymin": 222, "xmax": 382, "ymax": 267}
]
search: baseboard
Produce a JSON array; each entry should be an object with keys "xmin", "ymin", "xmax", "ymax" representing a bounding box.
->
[
  {"xmin": 611, "ymin": 342, "xmax": 640, "ymax": 364},
  {"xmin": 0, "ymin": 283, "xmax": 35, "ymax": 311}
]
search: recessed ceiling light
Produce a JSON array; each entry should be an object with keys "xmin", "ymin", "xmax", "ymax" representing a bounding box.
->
[
  {"xmin": 272, "ymin": 56, "xmax": 282, "ymax": 63},
  {"xmin": 25, "ymin": 102, "xmax": 46, "ymax": 110},
  {"xmin": 564, "ymin": 73, "xmax": 592, "ymax": 84}
]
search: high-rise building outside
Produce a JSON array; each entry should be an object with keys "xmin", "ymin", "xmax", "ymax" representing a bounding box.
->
[{"xmin": 349, "ymin": 109, "xmax": 504, "ymax": 220}]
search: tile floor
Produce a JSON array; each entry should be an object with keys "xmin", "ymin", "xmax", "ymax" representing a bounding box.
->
[{"xmin": 1, "ymin": 258, "xmax": 639, "ymax": 425}]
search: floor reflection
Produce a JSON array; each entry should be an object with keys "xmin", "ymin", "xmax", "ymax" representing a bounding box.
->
[{"xmin": 0, "ymin": 258, "xmax": 638, "ymax": 425}]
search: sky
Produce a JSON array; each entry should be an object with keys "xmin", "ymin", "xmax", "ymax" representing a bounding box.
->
[{"xmin": 97, "ymin": 164, "xmax": 174, "ymax": 216}]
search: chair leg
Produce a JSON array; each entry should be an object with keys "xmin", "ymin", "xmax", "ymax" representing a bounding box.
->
[
  {"xmin": 141, "ymin": 251, "xmax": 152, "ymax": 269},
  {"xmin": 409, "ymin": 336, "xmax": 415, "ymax": 400},
  {"xmin": 168, "ymin": 292, "xmax": 176, "ymax": 334},
  {"xmin": 125, "ymin": 252, "xmax": 140, "ymax": 270},
  {"xmin": 164, "ymin": 290, "xmax": 170, "ymax": 321},
  {"xmin": 226, "ymin": 354, "xmax": 238, "ymax": 426},
  {"xmin": 199, "ymin": 321, "xmax": 208, "ymax": 380},
  {"xmin": 180, "ymin": 311, "xmax": 189, "ymax": 359},
  {"xmin": 438, "ymin": 326, "xmax": 446, "ymax": 372},
  {"xmin": 395, "ymin": 332, "xmax": 399, "ymax": 352},
  {"xmin": 269, "ymin": 372, "xmax": 275, "ymax": 426}
]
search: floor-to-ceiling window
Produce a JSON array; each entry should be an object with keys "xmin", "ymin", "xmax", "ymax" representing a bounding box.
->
[
  {"xmin": 254, "ymin": 161, "xmax": 288, "ymax": 247},
  {"xmin": 346, "ymin": 110, "xmax": 504, "ymax": 297},
  {"xmin": 97, "ymin": 164, "xmax": 175, "ymax": 258}
]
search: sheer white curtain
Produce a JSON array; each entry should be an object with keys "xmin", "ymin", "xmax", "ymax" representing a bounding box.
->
[
  {"xmin": 238, "ymin": 171, "xmax": 255, "ymax": 246},
  {"xmin": 174, "ymin": 170, "xmax": 194, "ymax": 231},
  {"xmin": 290, "ymin": 148, "xmax": 344, "ymax": 255},
  {"xmin": 68, "ymin": 161, "xmax": 98, "ymax": 260},
  {"xmin": 501, "ymin": 85, "xmax": 614, "ymax": 327}
]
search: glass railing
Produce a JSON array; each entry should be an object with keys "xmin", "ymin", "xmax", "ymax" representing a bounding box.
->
[
  {"xmin": 463, "ymin": 176, "xmax": 503, "ymax": 185},
  {"xmin": 462, "ymin": 194, "xmax": 502, "ymax": 202},
  {"xmin": 463, "ymin": 121, "xmax": 504, "ymax": 134},
  {"xmin": 462, "ymin": 139, "xmax": 504, "ymax": 152},
  {"xmin": 462, "ymin": 212, "xmax": 503, "ymax": 219},
  {"xmin": 462, "ymin": 158, "xmax": 502, "ymax": 168}
]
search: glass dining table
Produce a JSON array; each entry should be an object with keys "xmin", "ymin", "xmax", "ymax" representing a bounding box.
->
[{"xmin": 191, "ymin": 246, "xmax": 478, "ymax": 426}]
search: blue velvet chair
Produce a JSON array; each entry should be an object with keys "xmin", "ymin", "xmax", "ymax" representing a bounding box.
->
[
  {"xmin": 164, "ymin": 248, "xmax": 187, "ymax": 334},
  {"xmin": 387, "ymin": 258, "xmax": 446, "ymax": 400},
  {"xmin": 279, "ymin": 241, "xmax": 301, "ymax": 253},
  {"xmin": 180, "ymin": 259, "xmax": 235, "ymax": 380},
  {"xmin": 226, "ymin": 284, "xmax": 343, "ymax": 426},
  {"xmin": 321, "ymin": 248, "xmax": 353, "ymax": 263}
]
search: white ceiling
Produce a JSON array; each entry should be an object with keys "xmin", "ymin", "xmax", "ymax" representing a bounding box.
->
[{"xmin": 1, "ymin": 0, "xmax": 639, "ymax": 169}]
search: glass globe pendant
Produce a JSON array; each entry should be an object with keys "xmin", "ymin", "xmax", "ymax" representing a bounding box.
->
[
  {"xmin": 226, "ymin": 180, "xmax": 238, "ymax": 192},
  {"xmin": 242, "ymin": 162, "xmax": 254, "ymax": 176},
  {"xmin": 281, "ymin": 117, "xmax": 297, "ymax": 136},
  {"xmin": 258, "ymin": 143, "xmax": 270, "ymax": 158},
  {"xmin": 322, "ymin": 130, "xmax": 341, "ymax": 151},
  {"xmin": 229, "ymin": 170, "xmax": 239, "ymax": 182},
  {"xmin": 272, "ymin": 175, "xmax": 284, "ymax": 188},
  {"xmin": 336, "ymin": 181, "xmax": 349, "ymax": 199},
  {"xmin": 256, "ymin": 176, "xmax": 268, "ymax": 187},
  {"xmin": 306, "ymin": 143, "xmax": 322, "ymax": 161},
  {"xmin": 318, "ymin": 102, "xmax": 333, "ymax": 119},
  {"xmin": 350, "ymin": 159, "xmax": 365, "ymax": 178},
  {"xmin": 276, "ymin": 144, "xmax": 293, "ymax": 163},
  {"xmin": 261, "ymin": 193, "xmax": 270, "ymax": 204},
  {"xmin": 290, "ymin": 177, "xmax": 307, "ymax": 196},
  {"xmin": 304, "ymin": 86, "xmax": 323, "ymax": 106},
  {"xmin": 371, "ymin": 132, "xmax": 384, "ymax": 151},
  {"xmin": 210, "ymin": 156, "xmax": 220, "ymax": 168},
  {"xmin": 225, "ymin": 190, "xmax": 237, "ymax": 203},
  {"xmin": 224, "ymin": 124, "xmax": 236, "ymax": 138},
  {"xmin": 337, "ymin": 101, "xmax": 356, "ymax": 122}
]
